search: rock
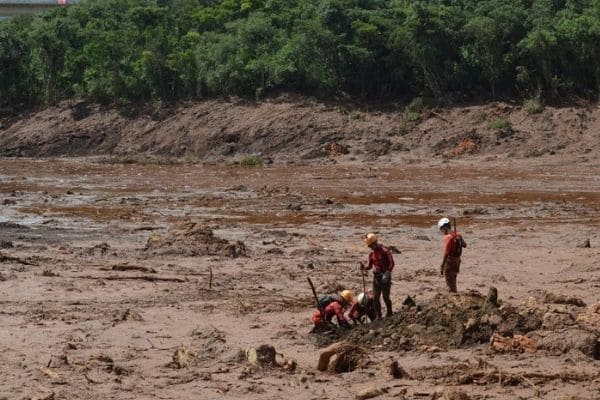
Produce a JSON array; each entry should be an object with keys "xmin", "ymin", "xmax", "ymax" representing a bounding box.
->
[
  {"xmin": 356, "ymin": 386, "xmax": 385, "ymax": 400},
  {"xmin": 576, "ymin": 238, "xmax": 591, "ymax": 248},
  {"xmin": 0, "ymin": 240, "xmax": 13, "ymax": 249},
  {"xmin": 245, "ymin": 344, "xmax": 277, "ymax": 366}
]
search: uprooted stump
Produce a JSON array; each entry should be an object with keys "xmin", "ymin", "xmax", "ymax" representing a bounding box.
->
[
  {"xmin": 317, "ymin": 341, "xmax": 369, "ymax": 373},
  {"xmin": 145, "ymin": 222, "xmax": 247, "ymax": 258}
]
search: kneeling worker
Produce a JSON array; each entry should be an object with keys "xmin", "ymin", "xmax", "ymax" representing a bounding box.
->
[
  {"xmin": 349, "ymin": 291, "xmax": 377, "ymax": 324},
  {"xmin": 311, "ymin": 289, "xmax": 354, "ymax": 330}
]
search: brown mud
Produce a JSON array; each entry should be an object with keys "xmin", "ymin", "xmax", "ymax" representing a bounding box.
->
[
  {"xmin": 1, "ymin": 97, "xmax": 600, "ymax": 163},
  {"xmin": 1, "ymin": 155, "xmax": 599, "ymax": 399}
]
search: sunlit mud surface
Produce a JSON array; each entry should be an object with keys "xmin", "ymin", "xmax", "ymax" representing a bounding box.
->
[{"xmin": 1, "ymin": 157, "xmax": 599, "ymax": 399}]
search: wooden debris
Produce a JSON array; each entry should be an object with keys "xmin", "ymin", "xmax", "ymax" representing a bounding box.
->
[
  {"xmin": 490, "ymin": 333, "xmax": 537, "ymax": 354},
  {"xmin": 74, "ymin": 274, "xmax": 186, "ymax": 283}
]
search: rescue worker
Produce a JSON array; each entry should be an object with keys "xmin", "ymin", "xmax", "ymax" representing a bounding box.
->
[
  {"xmin": 311, "ymin": 289, "xmax": 354, "ymax": 331},
  {"xmin": 438, "ymin": 217, "xmax": 467, "ymax": 293},
  {"xmin": 349, "ymin": 291, "xmax": 377, "ymax": 324},
  {"xmin": 360, "ymin": 233, "xmax": 394, "ymax": 318}
]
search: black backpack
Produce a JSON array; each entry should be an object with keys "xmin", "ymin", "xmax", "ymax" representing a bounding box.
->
[
  {"xmin": 453, "ymin": 233, "xmax": 465, "ymax": 257},
  {"xmin": 317, "ymin": 294, "xmax": 339, "ymax": 309}
]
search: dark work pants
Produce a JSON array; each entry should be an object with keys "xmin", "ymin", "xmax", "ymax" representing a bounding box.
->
[{"xmin": 373, "ymin": 272, "xmax": 392, "ymax": 318}]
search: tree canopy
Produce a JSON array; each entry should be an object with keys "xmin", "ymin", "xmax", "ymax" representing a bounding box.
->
[{"xmin": 1, "ymin": 0, "xmax": 600, "ymax": 109}]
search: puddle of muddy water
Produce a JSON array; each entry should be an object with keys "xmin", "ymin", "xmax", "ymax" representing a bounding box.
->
[{"xmin": 2, "ymin": 158, "xmax": 599, "ymax": 229}]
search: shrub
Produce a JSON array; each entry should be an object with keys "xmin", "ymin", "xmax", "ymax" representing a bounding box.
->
[
  {"xmin": 488, "ymin": 118, "xmax": 511, "ymax": 130},
  {"xmin": 523, "ymin": 97, "xmax": 544, "ymax": 114},
  {"xmin": 239, "ymin": 154, "xmax": 264, "ymax": 167}
]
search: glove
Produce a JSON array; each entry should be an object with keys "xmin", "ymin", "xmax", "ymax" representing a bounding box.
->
[{"xmin": 381, "ymin": 271, "xmax": 391, "ymax": 285}]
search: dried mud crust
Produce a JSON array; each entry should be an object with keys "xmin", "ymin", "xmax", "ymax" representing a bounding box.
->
[{"xmin": 1, "ymin": 97, "xmax": 599, "ymax": 161}]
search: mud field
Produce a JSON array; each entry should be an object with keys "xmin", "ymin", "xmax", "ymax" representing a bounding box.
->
[{"xmin": 1, "ymin": 156, "xmax": 599, "ymax": 400}]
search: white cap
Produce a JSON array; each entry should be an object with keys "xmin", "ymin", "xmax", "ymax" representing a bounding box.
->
[{"xmin": 437, "ymin": 217, "xmax": 451, "ymax": 229}]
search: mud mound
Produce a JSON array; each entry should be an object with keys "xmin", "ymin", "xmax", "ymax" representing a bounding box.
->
[
  {"xmin": 343, "ymin": 290, "xmax": 541, "ymax": 350},
  {"xmin": 2, "ymin": 97, "xmax": 600, "ymax": 161},
  {"xmin": 145, "ymin": 223, "xmax": 247, "ymax": 257}
]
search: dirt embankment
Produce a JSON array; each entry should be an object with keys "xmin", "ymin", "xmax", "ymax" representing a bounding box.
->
[{"xmin": 1, "ymin": 96, "xmax": 599, "ymax": 161}]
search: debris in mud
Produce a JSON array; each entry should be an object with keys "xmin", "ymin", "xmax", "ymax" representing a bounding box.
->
[
  {"xmin": 245, "ymin": 345, "xmax": 277, "ymax": 366},
  {"xmin": 0, "ymin": 240, "xmax": 13, "ymax": 248},
  {"xmin": 576, "ymin": 238, "xmax": 591, "ymax": 248},
  {"xmin": 31, "ymin": 391, "xmax": 55, "ymax": 400},
  {"xmin": 576, "ymin": 304, "xmax": 600, "ymax": 335},
  {"xmin": 410, "ymin": 359, "xmax": 600, "ymax": 386},
  {"xmin": 364, "ymin": 139, "xmax": 391, "ymax": 159},
  {"xmin": 462, "ymin": 207, "xmax": 488, "ymax": 215},
  {"xmin": 111, "ymin": 264, "xmax": 156, "ymax": 273},
  {"xmin": 530, "ymin": 329, "xmax": 600, "ymax": 359},
  {"xmin": 39, "ymin": 367, "xmax": 65, "ymax": 384},
  {"xmin": 41, "ymin": 269, "xmax": 60, "ymax": 277},
  {"xmin": 342, "ymin": 290, "xmax": 516, "ymax": 350},
  {"xmin": 145, "ymin": 222, "xmax": 247, "ymax": 258},
  {"xmin": 490, "ymin": 333, "xmax": 537, "ymax": 354},
  {"xmin": 535, "ymin": 290, "xmax": 586, "ymax": 307},
  {"xmin": 317, "ymin": 341, "xmax": 369, "ymax": 373},
  {"xmin": 85, "ymin": 242, "xmax": 111, "ymax": 256},
  {"xmin": 116, "ymin": 308, "xmax": 144, "ymax": 322},
  {"xmin": 0, "ymin": 252, "xmax": 37, "ymax": 265},
  {"xmin": 384, "ymin": 359, "xmax": 408, "ymax": 379},
  {"xmin": 172, "ymin": 346, "xmax": 197, "ymax": 369},
  {"xmin": 434, "ymin": 388, "xmax": 471, "ymax": 400},
  {"xmin": 356, "ymin": 386, "xmax": 387, "ymax": 400}
]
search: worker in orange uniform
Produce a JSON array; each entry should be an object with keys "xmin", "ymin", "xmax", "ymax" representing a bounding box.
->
[
  {"xmin": 360, "ymin": 233, "xmax": 394, "ymax": 318},
  {"xmin": 349, "ymin": 291, "xmax": 377, "ymax": 324},
  {"xmin": 311, "ymin": 290, "xmax": 354, "ymax": 331},
  {"xmin": 438, "ymin": 217, "xmax": 467, "ymax": 293}
]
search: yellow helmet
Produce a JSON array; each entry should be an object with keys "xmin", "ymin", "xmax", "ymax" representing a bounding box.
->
[
  {"xmin": 365, "ymin": 233, "xmax": 378, "ymax": 246},
  {"xmin": 340, "ymin": 289, "xmax": 354, "ymax": 304}
]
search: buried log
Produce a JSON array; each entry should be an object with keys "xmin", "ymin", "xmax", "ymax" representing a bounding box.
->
[
  {"xmin": 317, "ymin": 341, "xmax": 368, "ymax": 373},
  {"xmin": 74, "ymin": 274, "xmax": 186, "ymax": 283},
  {"xmin": 110, "ymin": 264, "xmax": 157, "ymax": 273},
  {"xmin": 0, "ymin": 252, "xmax": 37, "ymax": 265}
]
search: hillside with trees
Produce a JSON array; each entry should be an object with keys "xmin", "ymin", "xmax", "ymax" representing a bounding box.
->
[{"xmin": 1, "ymin": 0, "xmax": 600, "ymax": 111}]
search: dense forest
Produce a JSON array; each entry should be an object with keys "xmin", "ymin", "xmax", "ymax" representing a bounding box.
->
[{"xmin": 1, "ymin": 0, "xmax": 600, "ymax": 109}]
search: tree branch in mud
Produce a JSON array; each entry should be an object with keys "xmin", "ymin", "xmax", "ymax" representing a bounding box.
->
[
  {"xmin": 0, "ymin": 252, "xmax": 37, "ymax": 266},
  {"xmin": 74, "ymin": 275, "xmax": 186, "ymax": 283}
]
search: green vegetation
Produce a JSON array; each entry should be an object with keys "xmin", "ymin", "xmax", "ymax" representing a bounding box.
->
[
  {"xmin": 489, "ymin": 118, "xmax": 512, "ymax": 130},
  {"xmin": 239, "ymin": 154, "xmax": 264, "ymax": 166},
  {"xmin": 523, "ymin": 96, "xmax": 545, "ymax": 114},
  {"xmin": 1, "ymin": 0, "xmax": 600, "ymax": 110}
]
